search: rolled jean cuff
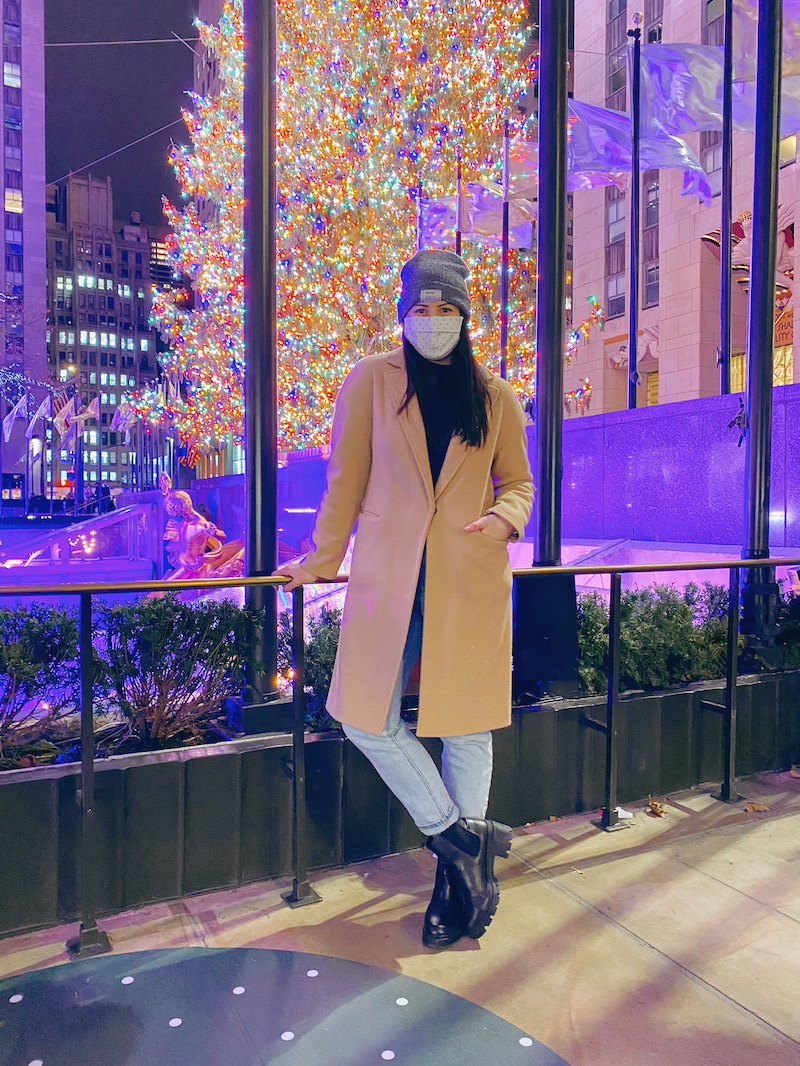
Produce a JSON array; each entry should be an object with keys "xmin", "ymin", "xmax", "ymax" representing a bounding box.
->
[{"xmin": 417, "ymin": 804, "xmax": 459, "ymax": 837}]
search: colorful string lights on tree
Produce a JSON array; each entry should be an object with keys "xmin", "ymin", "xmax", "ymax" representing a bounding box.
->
[
  {"xmin": 130, "ymin": 0, "xmax": 542, "ymax": 452},
  {"xmin": 564, "ymin": 295, "xmax": 606, "ymax": 366},
  {"xmin": 564, "ymin": 377, "xmax": 592, "ymax": 416}
]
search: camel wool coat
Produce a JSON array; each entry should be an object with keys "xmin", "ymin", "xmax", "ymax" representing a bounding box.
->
[{"xmin": 301, "ymin": 348, "xmax": 534, "ymax": 737}]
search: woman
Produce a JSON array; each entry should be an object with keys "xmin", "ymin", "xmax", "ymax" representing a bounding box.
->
[{"xmin": 275, "ymin": 249, "xmax": 533, "ymax": 948}]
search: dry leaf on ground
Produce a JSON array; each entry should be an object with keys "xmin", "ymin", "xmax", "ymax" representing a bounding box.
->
[
  {"xmin": 742, "ymin": 802, "xmax": 769, "ymax": 813},
  {"xmin": 646, "ymin": 796, "xmax": 668, "ymax": 817},
  {"xmin": 789, "ymin": 767, "xmax": 800, "ymax": 779}
]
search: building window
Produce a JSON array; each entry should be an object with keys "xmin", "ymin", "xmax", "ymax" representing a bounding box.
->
[
  {"xmin": 703, "ymin": 0, "xmax": 724, "ymax": 45},
  {"xmin": 700, "ymin": 131, "xmax": 723, "ymax": 197},
  {"xmin": 779, "ymin": 134, "xmax": 796, "ymax": 168},
  {"xmin": 607, "ymin": 273, "xmax": 626, "ymax": 320},
  {"xmin": 646, "ymin": 371, "xmax": 659, "ymax": 406},
  {"xmin": 730, "ymin": 352, "xmax": 745, "ymax": 392},
  {"xmin": 607, "ymin": 0, "xmax": 627, "ymax": 111},
  {"xmin": 774, "ymin": 345, "xmax": 794, "ymax": 386},
  {"xmin": 2, "ymin": 62, "xmax": 20, "ymax": 88},
  {"xmin": 642, "ymin": 170, "xmax": 659, "ymax": 307},
  {"xmin": 4, "ymin": 187, "xmax": 21, "ymax": 213}
]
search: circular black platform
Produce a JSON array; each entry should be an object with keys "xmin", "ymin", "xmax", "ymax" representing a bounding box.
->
[{"xmin": 0, "ymin": 948, "xmax": 570, "ymax": 1066}]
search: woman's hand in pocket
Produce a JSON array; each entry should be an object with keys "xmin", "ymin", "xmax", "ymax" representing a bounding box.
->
[{"xmin": 463, "ymin": 513, "xmax": 515, "ymax": 542}]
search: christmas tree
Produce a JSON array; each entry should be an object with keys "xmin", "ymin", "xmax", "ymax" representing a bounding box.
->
[{"xmin": 132, "ymin": 0, "xmax": 538, "ymax": 452}]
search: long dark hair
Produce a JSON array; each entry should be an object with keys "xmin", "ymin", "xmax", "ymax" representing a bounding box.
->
[{"xmin": 398, "ymin": 321, "xmax": 491, "ymax": 447}]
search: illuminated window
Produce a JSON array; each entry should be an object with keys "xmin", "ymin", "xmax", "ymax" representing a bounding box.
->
[
  {"xmin": 774, "ymin": 344, "xmax": 794, "ymax": 385},
  {"xmin": 779, "ymin": 135, "xmax": 796, "ymax": 168},
  {"xmin": 100, "ymin": 373, "xmax": 108, "ymax": 386},
  {"xmin": 89, "ymin": 331, "xmax": 98, "ymax": 345},
  {"xmin": 3, "ymin": 62, "xmax": 20, "ymax": 87},
  {"xmin": 80, "ymin": 330, "xmax": 88, "ymax": 344},
  {"xmin": 100, "ymin": 332, "xmax": 108, "ymax": 347},
  {"xmin": 4, "ymin": 188, "xmax": 21, "ymax": 213},
  {"xmin": 730, "ymin": 352, "xmax": 746, "ymax": 392},
  {"xmin": 646, "ymin": 371, "xmax": 659, "ymax": 406},
  {"xmin": 65, "ymin": 277, "xmax": 73, "ymax": 293},
  {"xmin": 56, "ymin": 276, "xmax": 64, "ymax": 290},
  {"xmin": 140, "ymin": 338, "xmax": 149, "ymax": 351}
]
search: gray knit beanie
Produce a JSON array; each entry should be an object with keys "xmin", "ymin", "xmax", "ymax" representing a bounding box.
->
[{"xmin": 397, "ymin": 249, "xmax": 471, "ymax": 323}]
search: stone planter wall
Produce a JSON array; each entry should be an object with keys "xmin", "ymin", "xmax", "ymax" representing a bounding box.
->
[{"xmin": 1, "ymin": 672, "xmax": 798, "ymax": 938}]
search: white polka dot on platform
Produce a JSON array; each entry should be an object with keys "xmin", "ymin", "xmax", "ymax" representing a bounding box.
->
[
  {"xmin": 381, "ymin": 1053, "xmax": 396, "ymax": 1061},
  {"xmin": 519, "ymin": 1037, "xmax": 533, "ymax": 1047},
  {"xmin": 27, "ymin": 1060, "xmax": 43, "ymax": 1066},
  {"xmin": 168, "ymin": 1018, "xmax": 182, "ymax": 1028},
  {"xmin": 306, "ymin": 969, "xmax": 319, "ymax": 977},
  {"xmin": 120, "ymin": 977, "xmax": 134, "ymax": 986},
  {"xmin": 281, "ymin": 1031, "xmax": 295, "ymax": 1041},
  {"xmin": 232, "ymin": 986, "xmax": 245, "ymax": 995},
  {"xmin": 395, "ymin": 997, "xmax": 408, "ymax": 1006},
  {"xmin": 9, "ymin": 994, "xmax": 23, "ymax": 1003}
]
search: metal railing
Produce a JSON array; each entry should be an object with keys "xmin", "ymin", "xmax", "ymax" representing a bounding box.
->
[{"xmin": 2, "ymin": 553, "xmax": 800, "ymax": 957}]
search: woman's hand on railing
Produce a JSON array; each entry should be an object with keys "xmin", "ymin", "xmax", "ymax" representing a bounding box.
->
[{"xmin": 272, "ymin": 561, "xmax": 319, "ymax": 592}]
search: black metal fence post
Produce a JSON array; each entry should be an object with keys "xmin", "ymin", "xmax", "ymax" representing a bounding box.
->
[
  {"xmin": 282, "ymin": 585, "xmax": 321, "ymax": 907},
  {"xmin": 596, "ymin": 572, "xmax": 629, "ymax": 831},
  {"xmin": 66, "ymin": 591, "xmax": 111, "ymax": 958},
  {"xmin": 714, "ymin": 565, "xmax": 743, "ymax": 802}
]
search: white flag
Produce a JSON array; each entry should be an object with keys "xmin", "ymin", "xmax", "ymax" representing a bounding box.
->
[
  {"xmin": 2, "ymin": 392, "xmax": 28, "ymax": 443},
  {"xmin": 25, "ymin": 394, "xmax": 52, "ymax": 439}
]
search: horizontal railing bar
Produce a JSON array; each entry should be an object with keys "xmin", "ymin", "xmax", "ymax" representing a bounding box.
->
[
  {"xmin": 584, "ymin": 717, "xmax": 608, "ymax": 733},
  {"xmin": 0, "ymin": 554, "xmax": 798, "ymax": 599}
]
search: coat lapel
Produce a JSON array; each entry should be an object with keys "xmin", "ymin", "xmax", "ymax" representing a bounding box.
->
[{"xmin": 384, "ymin": 353, "xmax": 434, "ymax": 503}]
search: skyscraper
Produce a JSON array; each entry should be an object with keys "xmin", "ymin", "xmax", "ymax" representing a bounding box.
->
[{"xmin": 0, "ymin": 0, "xmax": 46, "ymax": 504}]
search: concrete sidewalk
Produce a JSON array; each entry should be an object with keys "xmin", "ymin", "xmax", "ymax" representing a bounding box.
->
[{"xmin": 2, "ymin": 771, "xmax": 800, "ymax": 1065}]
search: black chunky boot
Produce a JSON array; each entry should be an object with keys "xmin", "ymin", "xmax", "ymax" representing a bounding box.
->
[
  {"xmin": 426, "ymin": 818, "xmax": 512, "ymax": 939},
  {"xmin": 422, "ymin": 859, "xmax": 465, "ymax": 949}
]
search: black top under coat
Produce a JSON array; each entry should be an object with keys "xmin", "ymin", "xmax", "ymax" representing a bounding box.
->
[{"xmin": 405, "ymin": 345, "xmax": 458, "ymax": 487}]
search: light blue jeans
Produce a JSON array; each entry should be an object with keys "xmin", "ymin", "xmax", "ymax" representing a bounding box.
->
[{"xmin": 342, "ymin": 556, "xmax": 493, "ymax": 836}]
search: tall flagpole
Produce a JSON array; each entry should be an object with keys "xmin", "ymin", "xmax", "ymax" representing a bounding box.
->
[
  {"xmin": 416, "ymin": 179, "xmax": 424, "ymax": 250},
  {"xmin": 499, "ymin": 120, "xmax": 510, "ymax": 381},
  {"xmin": 455, "ymin": 149, "xmax": 463, "ymax": 256},
  {"xmin": 741, "ymin": 0, "xmax": 782, "ymax": 647},
  {"xmin": 534, "ymin": 0, "xmax": 568, "ymax": 566},
  {"xmin": 243, "ymin": 0, "xmax": 279, "ymax": 698},
  {"xmin": 719, "ymin": 0, "xmax": 734, "ymax": 394},
  {"xmin": 627, "ymin": 12, "xmax": 643, "ymax": 409}
]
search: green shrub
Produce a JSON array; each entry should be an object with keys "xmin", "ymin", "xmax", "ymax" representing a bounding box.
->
[
  {"xmin": 576, "ymin": 582, "xmax": 731, "ymax": 695},
  {"xmin": 277, "ymin": 604, "xmax": 341, "ymax": 732},
  {"xmin": 96, "ymin": 595, "xmax": 260, "ymax": 745},
  {"xmin": 576, "ymin": 591, "xmax": 609, "ymax": 694},
  {"xmin": 0, "ymin": 603, "xmax": 79, "ymax": 758}
]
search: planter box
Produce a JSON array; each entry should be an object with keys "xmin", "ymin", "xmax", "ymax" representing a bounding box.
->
[{"xmin": 1, "ymin": 671, "xmax": 798, "ymax": 939}]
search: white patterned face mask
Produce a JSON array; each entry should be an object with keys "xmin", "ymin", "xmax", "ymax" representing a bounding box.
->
[{"xmin": 403, "ymin": 315, "xmax": 464, "ymax": 361}]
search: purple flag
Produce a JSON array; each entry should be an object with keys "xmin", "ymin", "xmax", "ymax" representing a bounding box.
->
[
  {"xmin": 463, "ymin": 182, "xmax": 536, "ymax": 248},
  {"xmin": 568, "ymin": 99, "xmax": 712, "ymax": 204},
  {"xmin": 640, "ymin": 43, "xmax": 800, "ymax": 139},
  {"xmin": 508, "ymin": 138, "xmax": 623, "ymax": 197}
]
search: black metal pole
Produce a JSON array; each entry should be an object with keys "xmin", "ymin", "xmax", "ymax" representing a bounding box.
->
[
  {"xmin": 244, "ymin": 0, "xmax": 279, "ymax": 698},
  {"xmin": 599, "ymin": 572, "xmax": 627, "ymax": 831},
  {"xmin": 66, "ymin": 592, "xmax": 111, "ymax": 958},
  {"xmin": 716, "ymin": 566, "xmax": 742, "ymax": 802},
  {"xmin": 627, "ymin": 17, "xmax": 642, "ymax": 410},
  {"xmin": 282, "ymin": 586, "xmax": 321, "ymax": 907},
  {"xmin": 719, "ymin": 0, "xmax": 734, "ymax": 395},
  {"xmin": 741, "ymin": 0, "xmax": 782, "ymax": 645},
  {"xmin": 454, "ymin": 152, "xmax": 462, "ymax": 257},
  {"xmin": 500, "ymin": 121, "xmax": 510, "ymax": 381},
  {"xmin": 533, "ymin": 0, "xmax": 568, "ymax": 566}
]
